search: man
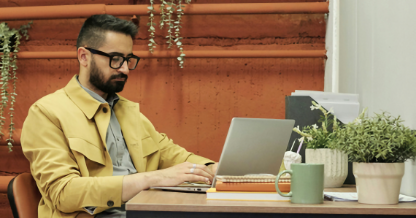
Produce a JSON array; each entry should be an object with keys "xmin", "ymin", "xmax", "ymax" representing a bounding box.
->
[{"xmin": 21, "ymin": 14, "xmax": 218, "ymax": 218}]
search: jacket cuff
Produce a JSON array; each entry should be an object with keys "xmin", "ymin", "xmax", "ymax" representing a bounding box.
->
[{"xmin": 92, "ymin": 175, "xmax": 124, "ymax": 213}]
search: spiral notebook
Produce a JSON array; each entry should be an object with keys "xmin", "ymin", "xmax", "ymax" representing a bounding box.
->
[
  {"xmin": 216, "ymin": 174, "xmax": 290, "ymax": 183},
  {"xmin": 215, "ymin": 174, "xmax": 291, "ymax": 192}
]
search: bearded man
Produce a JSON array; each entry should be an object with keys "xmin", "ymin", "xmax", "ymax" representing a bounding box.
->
[{"xmin": 21, "ymin": 14, "xmax": 218, "ymax": 218}]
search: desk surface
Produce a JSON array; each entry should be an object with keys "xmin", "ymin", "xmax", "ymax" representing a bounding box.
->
[{"xmin": 126, "ymin": 186, "xmax": 416, "ymax": 216}]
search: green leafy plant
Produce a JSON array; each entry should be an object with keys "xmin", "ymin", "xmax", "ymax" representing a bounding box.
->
[
  {"xmin": 147, "ymin": 0, "xmax": 190, "ymax": 68},
  {"xmin": 292, "ymin": 101, "xmax": 339, "ymax": 149},
  {"xmin": 0, "ymin": 21, "xmax": 32, "ymax": 152},
  {"xmin": 328, "ymin": 109, "xmax": 416, "ymax": 163}
]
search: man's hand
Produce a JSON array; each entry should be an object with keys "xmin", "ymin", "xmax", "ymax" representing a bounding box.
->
[
  {"xmin": 207, "ymin": 162, "xmax": 219, "ymax": 175},
  {"xmin": 150, "ymin": 162, "xmax": 214, "ymax": 187},
  {"xmin": 122, "ymin": 162, "xmax": 214, "ymax": 201}
]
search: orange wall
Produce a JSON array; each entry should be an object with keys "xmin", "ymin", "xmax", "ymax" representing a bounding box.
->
[
  {"xmin": 0, "ymin": 0, "xmax": 325, "ymax": 215},
  {"xmin": 0, "ymin": 0, "xmax": 325, "ymax": 168}
]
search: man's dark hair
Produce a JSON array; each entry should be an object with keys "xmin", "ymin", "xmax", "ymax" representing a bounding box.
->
[{"xmin": 76, "ymin": 14, "xmax": 138, "ymax": 49}]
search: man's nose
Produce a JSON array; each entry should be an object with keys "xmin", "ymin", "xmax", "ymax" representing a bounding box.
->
[{"xmin": 118, "ymin": 60, "xmax": 129, "ymax": 74}]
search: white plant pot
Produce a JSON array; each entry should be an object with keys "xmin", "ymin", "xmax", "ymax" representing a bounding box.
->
[
  {"xmin": 401, "ymin": 159, "xmax": 416, "ymax": 197},
  {"xmin": 353, "ymin": 162, "xmax": 404, "ymax": 205},
  {"xmin": 305, "ymin": 148, "xmax": 348, "ymax": 188}
]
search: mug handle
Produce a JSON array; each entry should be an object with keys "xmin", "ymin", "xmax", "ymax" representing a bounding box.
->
[{"xmin": 275, "ymin": 170, "xmax": 292, "ymax": 197}]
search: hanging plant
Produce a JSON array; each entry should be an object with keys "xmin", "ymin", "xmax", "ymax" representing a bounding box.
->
[
  {"xmin": 147, "ymin": 0, "xmax": 157, "ymax": 53},
  {"xmin": 165, "ymin": 0, "xmax": 176, "ymax": 49},
  {"xmin": 159, "ymin": 0, "xmax": 168, "ymax": 29},
  {"xmin": 0, "ymin": 21, "xmax": 32, "ymax": 152},
  {"xmin": 174, "ymin": 0, "xmax": 188, "ymax": 68},
  {"xmin": 147, "ymin": 0, "xmax": 191, "ymax": 68}
]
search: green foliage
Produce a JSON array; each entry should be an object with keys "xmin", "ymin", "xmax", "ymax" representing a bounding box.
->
[
  {"xmin": 147, "ymin": 0, "xmax": 190, "ymax": 68},
  {"xmin": 0, "ymin": 21, "xmax": 32, "ymax": 152},
  {"xmin": 147, "ymin": 1, "xmax": 157, "ymax": 53},
  {"xmin": 328, "ymin": 109, "xmax": 416, "ymax": 163},
  {"xmin": 293, "ymin": 101, "xmax": 340, "ymax": 149}
]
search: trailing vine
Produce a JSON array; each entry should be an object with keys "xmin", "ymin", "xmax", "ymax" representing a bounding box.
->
[
  {"xmin": 165, "ymin": 0, "xmax": 176, "ymax": 49},
  {"xmin": 175, "ymin": 0, "xmax": 188, "ymax": 68},
  {"xmin": 147, "ymin": 0, "xmax": 157, "ymax": 53},
  {"xmin": 147, "ymin": 0, "xmax": 191, "ymax": 68},
  {"xmin": 0, "ymin": 21, "xmax": 32, "ymax": 152},
  {"xmin": 159, "ymin": 0, "xmax": 168, "ymax": 29}
]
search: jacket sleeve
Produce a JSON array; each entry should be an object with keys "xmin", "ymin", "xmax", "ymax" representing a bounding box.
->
[
  {"xmin": 21, "ymin": 104, "xmax": 123, "ymax": 215},
  {"xmin": 140, "ymin": 113, "xmax": 215, "ymax": 169}
]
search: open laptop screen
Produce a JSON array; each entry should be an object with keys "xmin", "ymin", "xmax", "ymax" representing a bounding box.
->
[{"xmin": 215, "ymin": 118, "xmax": 295, "ymax": 177}]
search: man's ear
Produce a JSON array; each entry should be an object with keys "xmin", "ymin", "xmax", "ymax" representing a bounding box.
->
[{"xmin": 77, "ymin": 47, "xmax": 89, "ymax": 68}]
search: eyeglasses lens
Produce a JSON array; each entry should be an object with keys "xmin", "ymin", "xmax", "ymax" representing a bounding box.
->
[
  {"xmin": 127, "ymin": 58, "xmax": 139, "ymax": 70},
  {"xmin": 111, "ymin": 56, "xmax": 139, "ymax": 70},
  {"xmin": 111, "ymin": 56, "xmax": 123, "ymax": 69}
]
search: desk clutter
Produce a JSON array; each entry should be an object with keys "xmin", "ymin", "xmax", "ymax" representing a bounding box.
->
[{"xmin": 207, "ymin": 174, "xmax": 291, "ymax": 201}]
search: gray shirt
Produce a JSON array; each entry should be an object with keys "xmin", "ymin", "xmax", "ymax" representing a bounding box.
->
[{"xmin": 77, "ymin": 78, "xmax": 133, "ymax": 218}]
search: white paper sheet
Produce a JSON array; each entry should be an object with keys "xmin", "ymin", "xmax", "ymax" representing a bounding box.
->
[{"xmin": 324, "ymin": 192, "xmax": 416, "ymax": 202}]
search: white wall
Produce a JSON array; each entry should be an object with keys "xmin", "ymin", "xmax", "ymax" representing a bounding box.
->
[
  {"xmin": 324, "ymin": 0, "xmax": 334, "ymax": 92},
  {"xmin": 334, "ymin": 0, "xmax": 416, "ymax": 196}
]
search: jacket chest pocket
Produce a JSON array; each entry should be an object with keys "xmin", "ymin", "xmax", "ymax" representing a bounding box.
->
[
  {"xmin": 68, "ymin": 138, "xmax": 107, "ymax": 176},
  {"xmin": 141, "ymin": 136, "xmax": 160, "ymax": 171},
  {"xmin": 141, "ymin": 136, "xmax": 159, "ymax": 158}
]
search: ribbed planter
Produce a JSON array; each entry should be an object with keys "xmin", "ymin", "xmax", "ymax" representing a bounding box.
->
[
  {"xmin": 353, "ymin": 162, "xmax": 404, "ymax": 204},
  {"xmin": 305, "ymin": 148, "xmax": 348, "ymax": 188}
]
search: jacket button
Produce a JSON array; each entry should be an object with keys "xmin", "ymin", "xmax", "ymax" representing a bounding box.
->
[
  {"xmin": 107, "ymin": 200, "xmax": 114, "ymax": 207},
  {"xmin": 103, "ymin": 107, "xmax": 108, "ymax": 113}
]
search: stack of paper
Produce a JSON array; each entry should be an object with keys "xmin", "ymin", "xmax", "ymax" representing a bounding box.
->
[
  {"xmin": 206, "ymin": 188, "xmax": 290, "ymax": 201},
  {"xmin": 291, "ymin": 90, "xmax": 360, "ymax": 124}
]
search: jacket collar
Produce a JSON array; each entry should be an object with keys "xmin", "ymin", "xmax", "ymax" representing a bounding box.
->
[
  {"xmin": 64, "ymin": 75, "xmax": 104, "ymax": 119},
  {"xmin": 64, "ymin": 75, "xmax": 136, "ymax": 119}
]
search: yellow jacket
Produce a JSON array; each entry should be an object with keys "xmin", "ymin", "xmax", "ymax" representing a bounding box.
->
[{"xmin": 21, "ymin": 75, "xmax": 214, "ymax": 218}]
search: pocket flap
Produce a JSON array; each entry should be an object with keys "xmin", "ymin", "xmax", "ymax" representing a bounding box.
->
[
  {"xmin": 141, "ymin": 137, "xmax": 159, "ymax": 157},
  {"xmin": 68, "ymin": 138, "xmax": 106, "ymax": 165}
]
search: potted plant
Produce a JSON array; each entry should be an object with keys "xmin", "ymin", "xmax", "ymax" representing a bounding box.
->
[
  {"xmin": 292, "ymin": 101, "xmax": 348, "ymax": 188},
  {"xmin": 329, "ymin": 109, "xmax": 416, "ymax": 204}
]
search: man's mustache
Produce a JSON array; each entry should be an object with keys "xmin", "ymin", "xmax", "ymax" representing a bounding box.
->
[{"xmin": 110, "ymin": 74, "xmax": 128, "ymax": 80}]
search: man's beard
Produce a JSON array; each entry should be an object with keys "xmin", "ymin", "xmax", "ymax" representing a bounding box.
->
[{"xmin": 89, "ymin": 58, "xmax": 128, "ymax": 94}]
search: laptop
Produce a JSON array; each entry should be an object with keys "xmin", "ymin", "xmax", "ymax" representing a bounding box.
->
[{"xmin": 151, "ymin": 117, "xmax": 295, "ymax": 192}]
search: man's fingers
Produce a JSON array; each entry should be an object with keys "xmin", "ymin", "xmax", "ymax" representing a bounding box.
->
[
  {"xmin": 186, "ymin": 168, "xmax": 213, "ymax": 181},
  {"xmin": 185, "ymin": 174, "xmax": 211, "ymax": 184},
  {"xmin": 187, "ymin": 163, "xmax": 204, "ymax": 170},
  {"xmin": 201, "ymin": 166, "xmax": 215, "ymax": 177},
  {"xmin": 187, "ymin": 163, "xmax": 214, "ymax": 177}
]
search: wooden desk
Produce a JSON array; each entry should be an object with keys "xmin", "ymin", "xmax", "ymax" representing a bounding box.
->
[{"xmin": 126, "ymin": 186, "xmax": 416, "ymax": 218}]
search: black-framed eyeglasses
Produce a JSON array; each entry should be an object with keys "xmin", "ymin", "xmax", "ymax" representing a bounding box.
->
[{"xmin": 84, "ymin": 47, "xmax": 140, "ymax": 70}]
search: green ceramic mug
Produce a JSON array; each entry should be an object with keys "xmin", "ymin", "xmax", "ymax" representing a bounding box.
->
[{"xmin": 275, "ymin": 163, "xmax": 324, "ymax": 204}]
